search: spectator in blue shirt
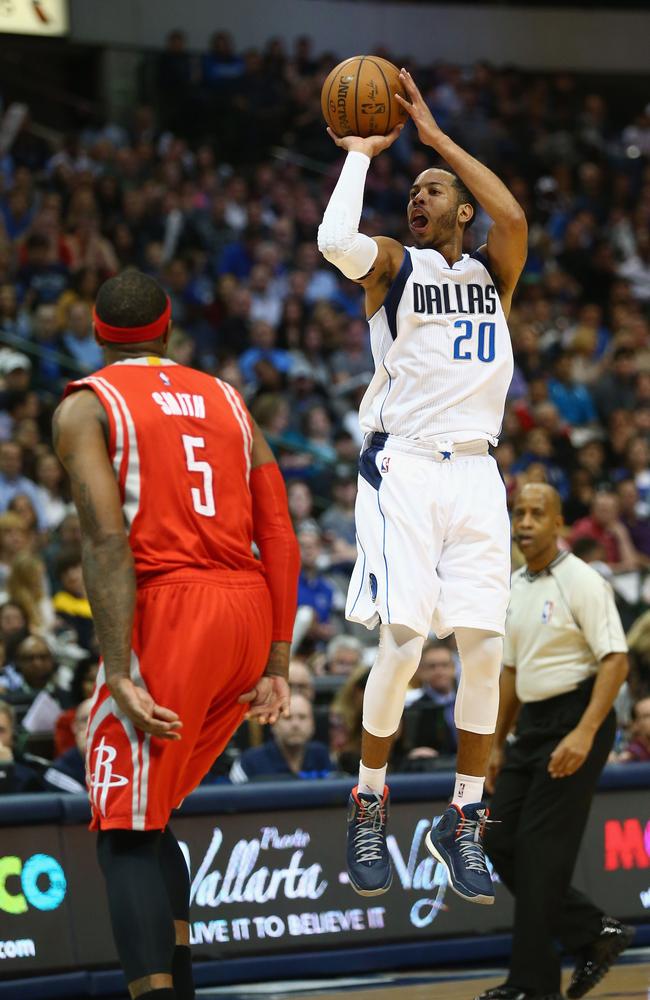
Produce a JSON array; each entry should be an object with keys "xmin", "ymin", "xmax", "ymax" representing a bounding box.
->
[
  {"xmin": 296, "ymin": 528, "xmax": 340, "ymax": 646},
  {"xmin": 61, "ymin": 301, "xmax": 103, "ymax": 374},
  {"xmin": 547, "ymin": 350, "xmax": 598, "ymax": 426},
  {"xmin": 0, "ymin": 441, "xmax": 46, "ymax": 530},
  {"xmin": 239, "ymin": 319, "xmax": 293, "ymax": 389},
  {"xmin": 229, "ymin": 694, "xmax": 332, "ymax": 782}
]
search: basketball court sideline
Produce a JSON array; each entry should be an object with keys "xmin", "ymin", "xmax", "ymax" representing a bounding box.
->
[{"xmin": 196, "ymin": 948, "xmax": 650, "ymax": 999}]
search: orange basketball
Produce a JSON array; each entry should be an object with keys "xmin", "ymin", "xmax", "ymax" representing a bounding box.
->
[{"xmin": 321, "ymin": 55, "xmax": 408, "ymax": 138}]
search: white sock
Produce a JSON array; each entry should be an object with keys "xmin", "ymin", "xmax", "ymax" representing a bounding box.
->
[
  {"xmin": 358, "ymin": 763, "xmax": 387, "ymax": 795},
  {"xmin": 452, "ymin": 772, "xmax": 485, "ymax": 807}
]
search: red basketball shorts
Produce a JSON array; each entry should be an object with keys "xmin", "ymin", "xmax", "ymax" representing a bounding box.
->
[{"xmin": 85, "ymin": 572, "xmax": 272, "ymax": 830}]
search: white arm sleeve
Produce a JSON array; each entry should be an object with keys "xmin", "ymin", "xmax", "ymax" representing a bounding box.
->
[{"xmin": 317, "ymin": 151, "xmax": 379, "ymax": 280}]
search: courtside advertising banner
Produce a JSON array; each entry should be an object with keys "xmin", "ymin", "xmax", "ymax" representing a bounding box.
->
[{"xmin": 0, "ymin": 789, "xmax": 648, "ymax": 977}]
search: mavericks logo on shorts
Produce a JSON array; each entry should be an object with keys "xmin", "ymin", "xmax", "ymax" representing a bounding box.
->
[{"xmin": 369, "ymin": 573, "xmax": 378, "ymax": 602}]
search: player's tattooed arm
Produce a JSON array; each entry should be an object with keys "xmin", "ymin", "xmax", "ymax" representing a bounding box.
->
[
  {"xmin": 53, "ymin": 391, "xmax": 135, "ymax": 684},
  {"xmin": 54, "ymin": 392, "xmax": 182, "ymax": 740}
]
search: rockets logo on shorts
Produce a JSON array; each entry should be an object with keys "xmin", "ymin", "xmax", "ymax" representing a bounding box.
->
[{"xmin": 90, "ymin": 737, "xmax": 129, "ymax": 815}]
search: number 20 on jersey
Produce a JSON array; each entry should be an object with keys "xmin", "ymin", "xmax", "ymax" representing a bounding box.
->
[{"xmin": 452, "ymin": 319, "xmax": 496, "ymax": 363}]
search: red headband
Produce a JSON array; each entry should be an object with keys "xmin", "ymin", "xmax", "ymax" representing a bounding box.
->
[{"xmin": 93, "ymin": 297, "xmax": 171, "ymax": 344}]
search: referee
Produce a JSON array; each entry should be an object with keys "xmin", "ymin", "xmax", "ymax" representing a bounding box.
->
[{"xmin": 478, "ymin": 484, "xmax": 632, "ymax": 1000}]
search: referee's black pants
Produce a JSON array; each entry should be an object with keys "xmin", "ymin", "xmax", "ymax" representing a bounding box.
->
[{"xmin": 484, "ymin": 679, "xmax": 616, "ymax": 997}]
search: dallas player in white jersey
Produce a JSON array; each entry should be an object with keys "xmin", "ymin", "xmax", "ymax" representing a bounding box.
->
[{"xmin": 317, "ymin": 69, "xmax": 527, "ymax": 903}]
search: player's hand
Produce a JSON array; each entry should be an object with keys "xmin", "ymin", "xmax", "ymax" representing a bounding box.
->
[
  {"xmin": 485, "ymin": 745, "xmax": 505, "ymax": 794},
  {"xmin": 107, "ymin": 676, "xmax": 182, "ymax": 740},
  {"xmin": 326, "ymin": 124, "xmax": 404, "ymax": 159},
  {"xmin": 239, "ymin": 675, "xmax": 290, "ymax": 725},
  {"xmin": 548, "ymin": 726, "xmax": 593, "ymax": 778},
  {"xmin": 395, "ymin": 68, "xmax": 444, "ymax": 148}
]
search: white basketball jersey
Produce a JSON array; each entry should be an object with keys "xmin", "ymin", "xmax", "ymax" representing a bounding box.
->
[{"xmin": 359, "ymin": 246, "xmax": 514, "ymax": 444}]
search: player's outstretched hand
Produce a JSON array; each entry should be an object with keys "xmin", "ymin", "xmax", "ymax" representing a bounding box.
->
[
  {"xmin": 326, "ymin": 124, "xmax": 403, "ymax": 159},
  {"xmin": 395, "ymin": 68, "xmax": 443, "ymax": 149},
  {"xmin": 239, "ymin": 675, "xmax": 290, "ymax": 726},
  {"xmin": 108, "ymin": 676, "xmax": 182, "ymax": 740}
]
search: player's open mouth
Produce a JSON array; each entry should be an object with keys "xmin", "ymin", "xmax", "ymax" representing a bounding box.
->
[{"xmin": 410, "ymin": 212, "xmax": 428, "ymax": 232}]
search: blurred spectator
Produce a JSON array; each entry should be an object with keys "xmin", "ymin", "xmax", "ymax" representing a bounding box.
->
[
  {"xmin": 617, "ymin": 479, "xmax": 650, "ymax": 561},
  {"xmin": 570, "ymin": 491, "xmax": 639, "ymax": 571},
  {"xmin": 43, "ymin": 698, "xmax": 91, "ymax": 792},
  {"xmin": 52, "ymin": 547, "xmax": 93, "ymax": 650},
  {"xmin": 15, "ymin": 233, "xmax": 69, "ymax": 306},
  {"xmin": 564, "ymin": 469, "xmax": 596, "ymax": 526},
  {"xmin": 320, "ymin": 471, "xmax": 357, "ymax": 566},
  {"xmin": 0, "ymin": 552, "xmax": 54, "ymax": 634},
  {"xmin": 0, "ymin": 600, "xmax": 29, "ymax": 676},
  {"xmin": 288, "ymin": 659, "xmax": 315, "ymax": 702},
  {"xmin": 404, "ymin": 640, "xmax": 458, "ymax": 754},
  {"xmin": 0, "ymin": 699, "xmax": 45, "ymax": 793},
  {"xmin": 324, "ymin": 635, "xmax": 364, "ymax": 676},
  {"xmin": 54, "ymin": 656, "xmax": 99, "ymax": 755},
  {"xmin": 238, "ymin": 319, "xmax": 293, "ymax": 388},
  {"xmin": 287, "ymin": 479, "xmax": 319, "ymax": 534},
  {"xmin": 617, "ymin": 695, "xmax": 650, "ymax": 762},
  {"xmin": 0, "ymin": 635, "xmax": 63, "ymax": 713},
  {"xmin": 296, "ymin": 528, "xmax": 342, "ymax": 647},
  {"xmin": 0, "ymin": 512, "xmax": 29, "ymax": 585},
  {"xmin": 329, "ymin": 664, "xmax": 368, "ymax": 766},
  {"xmin": 547, "ymin": 350, "xmax": 597, "ymax": 427},
  {"xmin": 591, "ymin": 347, "xmax": 638, "ymax": 424},
  {"xmin": 229, "ymin": 694, "xmax": 332, "ymax": 782},
  {"xmin": 626, "ymin": 609, "xmax": 650, "ymax": 698},
  {"xmin": 0, "ymin": 441, "xmax": 46, "ymax": 530},
  {"xmin": 34, "ymin": 453, "xmax": 69, "ymax": 530},
  {"xmin": 60, "ymin": 301, "xmax": 103, "ymax": 374}
]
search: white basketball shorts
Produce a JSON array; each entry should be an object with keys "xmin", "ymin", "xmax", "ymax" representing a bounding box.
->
[{"xmin": 346, "ymin": 432, "xmax": 511, "ymax": 639}]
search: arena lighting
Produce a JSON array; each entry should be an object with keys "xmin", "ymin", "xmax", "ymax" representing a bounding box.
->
[{"xmin": 0, "ymin": 0, "xmax": 68, "ymax": 36}]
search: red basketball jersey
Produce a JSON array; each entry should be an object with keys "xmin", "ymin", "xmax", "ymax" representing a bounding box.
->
[{"xmin": 65, "ymin": 358, "xmax": 262, "ymax": 582}]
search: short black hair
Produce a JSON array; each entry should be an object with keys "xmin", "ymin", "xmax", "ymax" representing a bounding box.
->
[
  {"xmin": 95, "ymin": 269, "xmax": 167, "ymax": 330},
  {"xmin": 571, "ymin": 536, "xmax": 603, "ymax": 561},
  {"xmin": 449, "ymin": 174, "xmax": 477, "ymax": 229},
  {"xmin": 55, "ymin": 545, "xmax": 82, "ymax": 583}
]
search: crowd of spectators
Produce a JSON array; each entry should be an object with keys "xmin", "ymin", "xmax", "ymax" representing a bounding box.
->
[{"xmin": 0, "ymin": 30, "xmax": 650, "ymax": 790}]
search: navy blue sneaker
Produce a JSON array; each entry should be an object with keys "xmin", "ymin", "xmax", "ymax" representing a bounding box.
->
[
  {"xmin": 425, "ymin": 801, "xmax": 494, "ymax": 905},
  {"xmin": 346, "ymin": 786, "xmax": 392, "ymax": 896}
]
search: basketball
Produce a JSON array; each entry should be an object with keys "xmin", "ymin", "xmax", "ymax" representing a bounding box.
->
[{"xmin": 321, "ymin": 55, "xmax": 408, "ymax": 138}]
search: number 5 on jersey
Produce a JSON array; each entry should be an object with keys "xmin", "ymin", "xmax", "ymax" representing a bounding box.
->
[{"xmin": 182, "ymin": 435, "xmax": 215, "ymax": 517}]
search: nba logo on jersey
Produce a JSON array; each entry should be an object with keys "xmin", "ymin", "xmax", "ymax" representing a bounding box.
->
[
  {"xmin": 159, "ymin": 372, "xmax": 171, "ymax": 386},
  {"xmin": 381, "ymin": 456, "xmax": 390, "ymax": 473},
  {"xmin": 541, "ymin": 600, "xmax": 554, "ymax": 624}
]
